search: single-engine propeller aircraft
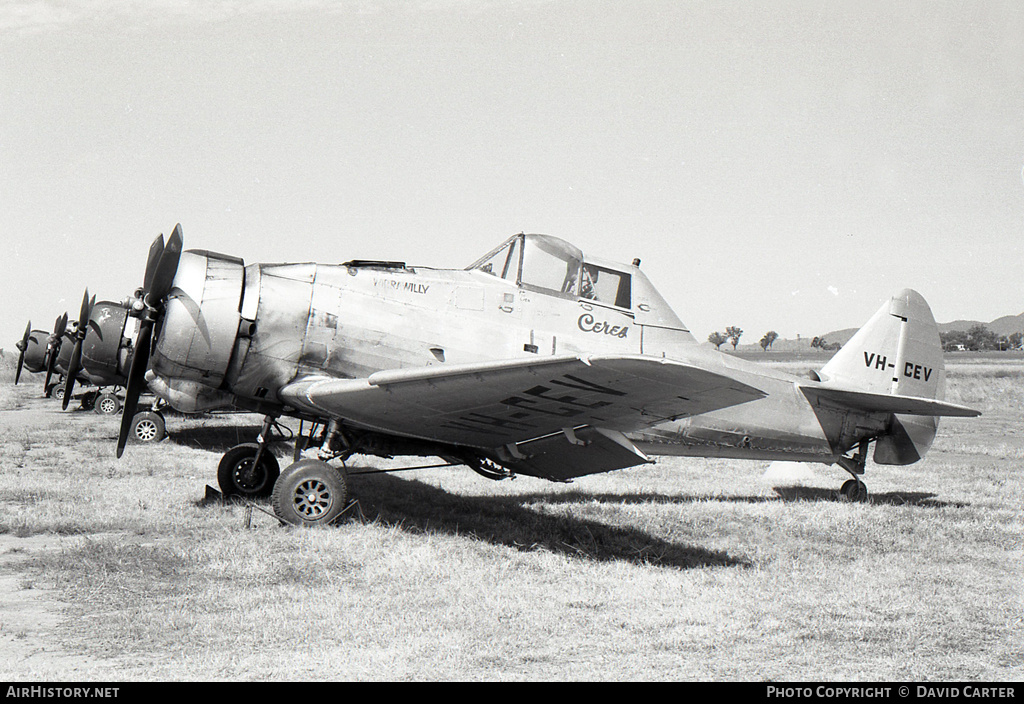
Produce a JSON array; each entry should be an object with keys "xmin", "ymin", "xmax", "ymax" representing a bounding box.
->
[
  {"xmin": 14, "ymin": 297, "xmax": 166, "ymax": 442},
  {"xmin": 58, "ymin": 290, "xmax": 168, "ymax": 442},
  {"xmin": 14, "ymin": 313, "xmax": 78, "ymax": 400},
  {"xmin": 117, "ymin": 225, "xmax": 979, "ymax": 526},
  {"xmin": 14, "ymin": 320, "xmax": 49, "ymax": 387},
  {"xmin": 14, "ymin": 303, "xmax": 117, "ymax": 407}
]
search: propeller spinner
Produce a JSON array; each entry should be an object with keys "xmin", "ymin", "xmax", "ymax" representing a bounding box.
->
[{"xmin": 117, "ymin": 225, "xmax": 182, "ymax": 457}]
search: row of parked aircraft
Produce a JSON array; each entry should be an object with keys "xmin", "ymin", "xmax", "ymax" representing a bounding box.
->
[{"xmin": 13, "ymin": 225, "xmax": 980, "ymax": 526}]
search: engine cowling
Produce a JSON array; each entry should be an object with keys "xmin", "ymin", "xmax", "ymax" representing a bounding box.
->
[
  {"xmin": 82, "ymin": 302, "xmax": 131, "ymax": 385},
  {"xmin": 151, "ymin": 250, "xmax": 245, "ymax": 388}
]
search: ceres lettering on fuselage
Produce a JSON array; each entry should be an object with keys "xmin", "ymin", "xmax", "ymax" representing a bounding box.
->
[{"xmin": 577, "ymin": 313, "xmax": 629, "ymax": 338}]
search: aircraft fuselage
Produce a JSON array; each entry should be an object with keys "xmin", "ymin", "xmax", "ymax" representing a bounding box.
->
[{"xmin": 149, "ymin": 247, "xmax": 866, "ymax": 467}]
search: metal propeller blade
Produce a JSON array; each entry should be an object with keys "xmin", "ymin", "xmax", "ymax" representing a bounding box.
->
[
  {"xmin": 117, "ymin": 224, "xmax": 184, "ymax": 457},
  {"xmin": 143, "ymin": 234, "xmax": 165, "ymax": 294},
  {"xmin": 61, "ymin": 340, "xmax": 83, "ymax": 409},
  {"xmin": 14, "ymin": 320, "xmax": 30, "ymax": 385},
  {"xmin": 149, "ymin": 225, "xmax": 182, "ymax": 303},
  {"xmin": 43, "ymin": 313, "xmax": 67, "ymax": 393},
  {"xmin": 117, "ymin": 322, "xmax": 152, "ymax": 458},
  {"xmin": 62, "ymin": 290, "xmax": 93, "ymax": 410}
]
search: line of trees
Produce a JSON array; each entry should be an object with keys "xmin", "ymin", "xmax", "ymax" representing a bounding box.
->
[
  {"xmin": 941, "ymin": 325, "xmax": 1023, "ymax": 351},
  {"xmin": 709, "ymin": 328, "xmax": 781, "ymax": 352},
  {"xmin": 708, "ymin": 327, "xmax": 743, "ymax": 350},
  {"xmin": 707, "ymin": 323, "xmax": 1023, "ymax": 354}
]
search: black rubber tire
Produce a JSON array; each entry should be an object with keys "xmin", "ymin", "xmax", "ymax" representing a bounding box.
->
[
  {"xmin": 839, "ymin": 478, "xmax": 868, "ymax": 503},
  {"xmin": 272, "ymin": 460, "xmax": 350, "ymax": 527},
  {"xmin": 51, "ymin": 385, "xmax": 65, "ymax": 402},
  {"xmin": 130, "ymin": 411, "xmax": 166, "ymax": 444},
  {"xmin": 217, "ymin": 443, "xmax": 281, "ymax": 499}
]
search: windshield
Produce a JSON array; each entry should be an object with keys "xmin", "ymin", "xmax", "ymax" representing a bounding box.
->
[
  {"xmin": 520, "ymin": 236, "xmax": 583, "ymax": 295},
  {"xmin": 469, "ymin": 236, "xmax": 521, "ymax": 282}
]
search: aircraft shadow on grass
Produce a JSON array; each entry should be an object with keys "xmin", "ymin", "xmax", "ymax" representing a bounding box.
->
[
  {"xmin": 206, "ymin": 458, "xmax": 967, "ymax": 569},
  {"xmin": 231, "ymin": 470, "xmax": 750, "ymax": 571},
  {"xmin": 167, "ymin": 422, "xmax": 293, "ymax": 454},
  {"xmin": 522, "ymin": 485, "xmax": 966, "ymax": 509},
  {"xmin": 769, "ymin": 485, "xmax": 967, "ymax": 508}
]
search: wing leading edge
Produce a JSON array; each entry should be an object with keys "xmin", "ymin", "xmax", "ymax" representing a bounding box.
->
[{"xmin": 279, "ymin": 354, "xmax": 766, "ymax": 452}]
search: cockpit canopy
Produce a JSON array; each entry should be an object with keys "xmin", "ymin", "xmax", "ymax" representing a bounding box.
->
[{"xmin": 468, "ymin": 234, "xmax": 632, "ymax": 309}]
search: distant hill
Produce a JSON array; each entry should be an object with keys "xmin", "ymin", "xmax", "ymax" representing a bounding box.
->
[
  {"xmin": 735, "ymin": 312, "xmax": 1024, "ymax": 352},
  {"xmin": 986, "ymin": 313, "xmax": 1024, "ymax": 336},
  {"xmin": 818, "ymin": 313, "xmax": 1024, "ymax": 347}
]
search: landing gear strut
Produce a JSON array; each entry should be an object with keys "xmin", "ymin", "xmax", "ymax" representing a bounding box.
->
[{"xmin": 836, "ymin": 439, "xmax": 870, "ymax": 502}]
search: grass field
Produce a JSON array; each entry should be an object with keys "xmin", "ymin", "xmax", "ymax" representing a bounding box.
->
[{"xmin": 0, "ymin": 358, "xmax": 1020, "ymax": 681}]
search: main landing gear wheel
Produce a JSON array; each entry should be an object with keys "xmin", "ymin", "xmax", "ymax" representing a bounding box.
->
[
  {"xmin": 272, "ymin": 460, "xmax": 350, "ymax": 527},
  {"xmin": 839, "ymin": 479, "xmax": 869, "ymax": 503},
  {"xmin": 130, "ymin": 411, "xmax": 166, "ymax": 444},
  {"xmin": 50, "ymin": 385, "xmax": 65, "ymax": 402},
  {"xmin": 94, "ymin": 392, "xmax": 121, "ymax": 416},
  {"xmin": 218, "ymin": 443, "xmax": 281, "ymax": 499}
]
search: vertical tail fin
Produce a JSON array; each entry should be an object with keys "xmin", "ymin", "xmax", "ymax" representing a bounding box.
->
[
  {"xmin": 819, "ymin": 289, "xmax": 946, "ymax": 464},
  {"xmin": 821, "ymin": 288, "xmax": 946, "ymax": 399}
]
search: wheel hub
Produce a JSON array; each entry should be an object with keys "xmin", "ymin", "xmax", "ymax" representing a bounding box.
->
[
  {"xmin": 233, "ymin": 459, "xmax": 266, "ymax": 491},
  {"xmin": 135, "ymin": 420, "xmax": 157, "ymax": 441},
  {"xmin": 294, "ymin": 479, "xmax": 331, "ymax": 518}
]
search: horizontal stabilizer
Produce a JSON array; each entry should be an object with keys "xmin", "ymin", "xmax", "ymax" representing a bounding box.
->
[{"xmin": 801, "ymin": 386, "xmax": 980, "ymax": 418}]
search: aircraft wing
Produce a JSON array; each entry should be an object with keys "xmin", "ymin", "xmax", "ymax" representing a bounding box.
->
[
  {"xmin": 801, "ymin": 386, "xmax": 981, "ymax": 417},
  {"xmin": 279, "ymin": 354, "xmax": 766, "ymax": 449}
]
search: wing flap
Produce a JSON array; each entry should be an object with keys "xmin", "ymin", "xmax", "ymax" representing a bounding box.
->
[
  {"xmin": 280, "ymin": 354, "xmax": 765, "ymax": 448},
  {"xmin": 492, "ymin": 427, "xmax": 653, "ymax": 481}
]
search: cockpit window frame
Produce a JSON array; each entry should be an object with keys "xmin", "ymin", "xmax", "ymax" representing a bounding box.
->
[
  {"xmin": 469, "ymin": 234, "xmax": 633, "ymax": 310},
  {"xmin": 579, "ymin": 262, "xmax": 632, "ymax": 310},
  {"xmin": 467, "ymin": 235, "xmax": 523, "ymax": 284}
]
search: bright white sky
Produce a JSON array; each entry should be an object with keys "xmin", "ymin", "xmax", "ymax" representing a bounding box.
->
[{"xmin": 2, "ymin": 0, "xmax": 1022, "ymax": 350}]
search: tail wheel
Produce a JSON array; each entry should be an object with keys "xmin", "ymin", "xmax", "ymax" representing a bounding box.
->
[
  {"xmin": 95, "ymin": 393, "xmax": 122, "ymax": 416},
  {"xmin": 272, "ymin": 460, "xmax": 350, "ymax": 527},
  {"xmin": 218, "ymin": 443, "xmax": 281, "ymax": 499},
  {"xmin": 839, "ymin": 479, "xmax": 869, "ymax": 503},
  {"xmin": 130, "ymin": 411, "xmax": 166, "ymax": 444}
]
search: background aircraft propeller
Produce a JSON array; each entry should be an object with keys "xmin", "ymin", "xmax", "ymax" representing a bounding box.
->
[
  {"xmin": 117, "ymin": 225, "xmax": 182, "ymax": 457},
  {"xmin": 42, "ymin": 313, "xmax": 68, "ymax": 394},
  {"xmin": 62, "ymin": 290, "xmax": 96, "ymax": 410},
  {"xmin": 14, "ymin": 320, "xmax": 31, "ymax": 385}
]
